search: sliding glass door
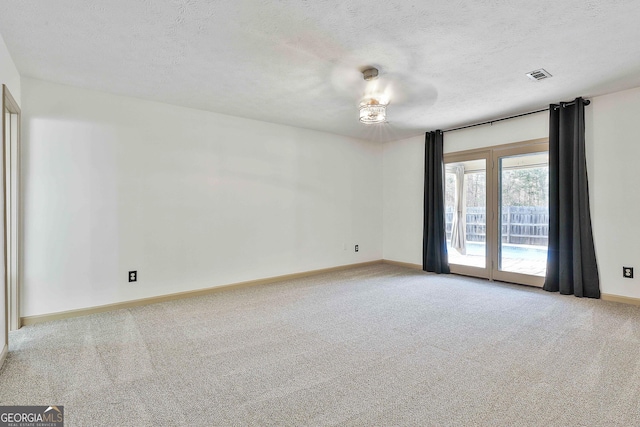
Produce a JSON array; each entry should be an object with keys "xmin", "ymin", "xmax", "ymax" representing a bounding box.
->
[
  {"xmin": 492, "ymin": 145, "xmax": 549, "ymax": 286},
  {"xmin": 444, "ymin": 152, "xmax": 491, "ymax": 279},
  {"xmin": 445, "ymin": 139, "xmax": 548, "ymax": 287}
]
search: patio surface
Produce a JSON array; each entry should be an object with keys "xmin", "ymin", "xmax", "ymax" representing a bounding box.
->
[{"xmin": 448, "ymin": 247, "xmax": 547, "ymax": 277}]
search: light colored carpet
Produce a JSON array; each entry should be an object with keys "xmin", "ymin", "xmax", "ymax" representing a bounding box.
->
[{"xmin": 2, "ymin": 263, "xmax": 640, "ymax": 426}]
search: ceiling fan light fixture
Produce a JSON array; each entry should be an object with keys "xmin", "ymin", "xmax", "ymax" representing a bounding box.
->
[
  {"xmin": 359, "ymin": 67, "xmax": 387, "ymax": 124},
  {"xmin": 359, "ymin": 98, "xmax": 387, "ymax": 124}
]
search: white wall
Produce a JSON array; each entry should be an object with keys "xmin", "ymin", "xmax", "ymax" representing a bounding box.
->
[
  {"xmin": 382, "ymin": 134, "xmax": 424, "ymax": 265},
  {"xmin": 442, "ymin": 112, "xmax": 548, "ymax": 153},
  {"xmin": 588, "ymin": 86, "xmax": 640, "ymax": 299},
  {"xmin": 383, "ymin": 87, "xmax": 640, "ymax": 299},
  {"xmin": 22, "ymin": 78, "xmax": 382, "ymax": 317}
]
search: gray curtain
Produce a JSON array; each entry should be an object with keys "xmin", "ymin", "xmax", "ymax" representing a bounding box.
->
[
  {"xmin": 423, "ymin": 131, "xmax": 450, "ymax": 273},
  {"xmin": 544, "ymin": 97, "xmax": 600, "ymax": 298},
  {"xmin": 450, "ymin": 165, "xmax": 466, "ymax": 255}
]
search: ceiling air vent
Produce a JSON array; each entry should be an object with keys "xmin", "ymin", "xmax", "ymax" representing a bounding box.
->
[{"xmin": 526, "ymin": 69, "xmax": 552, "ymax": 81}]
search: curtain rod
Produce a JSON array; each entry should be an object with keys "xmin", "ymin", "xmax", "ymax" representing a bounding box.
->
[{"xmin": 442, "ymin": 99, "xmax": 590, "ymax": 133}]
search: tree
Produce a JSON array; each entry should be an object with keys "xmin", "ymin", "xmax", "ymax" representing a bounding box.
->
[{"xmin": 501, "ymin": 167, "xmax": 548, "ymax": 207}]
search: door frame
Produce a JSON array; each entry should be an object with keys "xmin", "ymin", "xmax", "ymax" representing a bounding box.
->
[
  {"xmin": 3, "ymin": 85, "xmax": 21, "ymax": 337},
  {"xmin": 444, "ymin": 137, "xmax": 549, "ymax": 286}
]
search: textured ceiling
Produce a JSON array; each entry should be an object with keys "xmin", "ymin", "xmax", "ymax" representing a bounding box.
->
[{"xmin": 1, "ymin": 0, "xmax": 640, "ymax": 142}]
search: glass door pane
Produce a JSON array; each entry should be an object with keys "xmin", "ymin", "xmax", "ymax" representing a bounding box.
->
[
  {"xmin": 445, "ymin": 159, "xmax": 487, "ymax": 269},
  {"xmin": 498, "ymin": 152, "xmax": 549, "ymax": 277}
]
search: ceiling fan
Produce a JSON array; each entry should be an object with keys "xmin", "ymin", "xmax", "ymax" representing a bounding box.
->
[
  {"xmin": 329, "ymin": 52, "xmax": 438, "ymax": 128},
  {"xmin": 359, "ymin": 67, "xmax": 389, "ymax": 124}
]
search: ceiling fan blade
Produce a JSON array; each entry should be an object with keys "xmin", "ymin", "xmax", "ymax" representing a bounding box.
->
[{"xmin": 330, "ymin": 64, "xmax": 365, "ymax": 100}]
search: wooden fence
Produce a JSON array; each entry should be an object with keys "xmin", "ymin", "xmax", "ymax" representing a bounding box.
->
[{"xmin": 445, "ymin": 206, "xmax": 548, "ymax": 246}]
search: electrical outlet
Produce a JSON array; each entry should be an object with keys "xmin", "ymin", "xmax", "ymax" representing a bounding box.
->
[
  {"xmin": 355, "ymin": 244, "xmax": 359, "ymax": 252},
  {"xmin": 129, "ymin": 271, "xmax": 137, "ymax": 282},
  {"xmin": 623, "ymin": 267, "xmax": 634, "ymax": 279}
]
